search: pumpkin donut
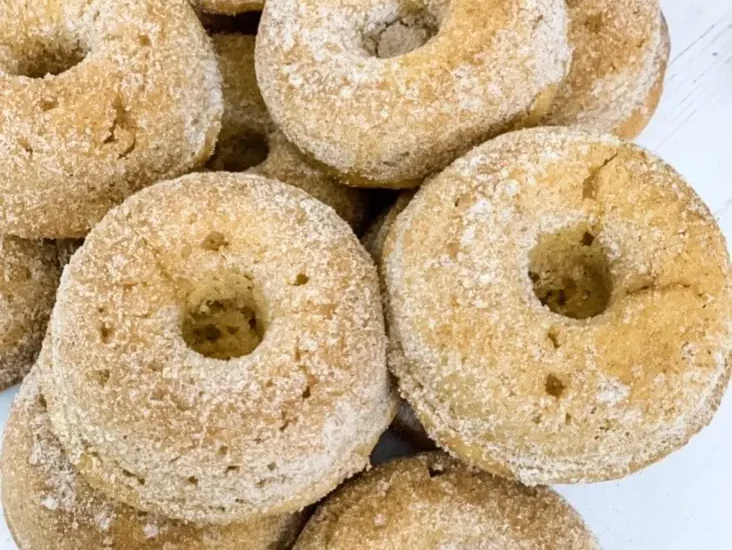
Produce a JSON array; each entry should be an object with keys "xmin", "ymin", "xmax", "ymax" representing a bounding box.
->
[
  {"xmin": 545, "ymin": 1, "xmax": 670, "ymax": 138},
  {"xmin": 383, "ymin": 127, "xmax": 732, "ymax": 484},
  {"xmin": 294, "ymin": 452, "xmax": 600, "ymax": 549},
  {"xmin": 208, "ymin": 33, "xmax": 372, "ymax": 231},
  {"xmin": 1, "ymin": 366, "xmax": 303, "ymax": 550},
  {"xmin": 0, "ymin": 237, "xmax": 65, "ymax": 391},
  {"xmin": 0, "ymin": 0, "xmax": 222, "ymax": 238},
  {"xmin": 40, "ymin": 172, "xmax": 395, "ymax": 523},
  {"xmin": 255, "ymin": 0, "xmax": 572, "ymax": 187}
]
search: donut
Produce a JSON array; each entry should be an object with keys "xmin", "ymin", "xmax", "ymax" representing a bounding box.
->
[
  {"xmin": 40, "ymin": 172, "xmax": 395, "ymax": 523},
  {"xmin": 0, "ymin": 237, "xmax": 64, "ymax": 391},
  {"xmin": 208, "ymin": 33, "xmax": 372, "ymax": 231},
  {"xmin": 255, "ymin": 0, "xmax": 572, "ymax": 187},
  {"xmin": 294, "ymin": 452, "xmax": 600, "ymax": 549},
  {"xmin": 194, "ymin": 0, "xmax": 264, "ymax": 16},
  {"xmin": 2, "ymin": 366, "xmax": 303, "ymax": 550},
  {"xmin": 383, "ymin": 127, "xmax": 732, "ymax": 484},
  {"xmin": 545, "ymin": 1, "xmax": 670, "ymax": 138},
  {"xmin": 0, "ymin": 0, "xmax": 222, "ymax": 238}
]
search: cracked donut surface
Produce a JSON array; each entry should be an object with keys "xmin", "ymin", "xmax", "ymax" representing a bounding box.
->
[
  {"xmin": 0, "ymin": 0, "xmax": 222, "ymax": 238},
  {"xmin": 383, "ymin": 127, "xmax": 732, "ymax": 484}
]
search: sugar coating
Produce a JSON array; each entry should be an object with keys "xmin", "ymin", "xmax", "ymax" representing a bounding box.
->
[
  {"xmin": 1, "ymin": 367, "xmax": 303, "ymax": 549},
  {"xmin": 0, "ymin": 237, "xmax": 67, "ymax": 391},
  {"xmin": 545, "ymin": 0, "xmax": 670, "ymax": 139},
  {"xmin": 255, "ymin": 0, "xmax": 572, "ymax": 186},
  {"xmin": 0, "ymin": 0, "xmax": 223, "ymax": 238},
  {"xmin": 294, "ymin": 452, "xmax": 601, "ymax": 549},
  {"xmin": 383, "ymin": 127, "xmax": 732, "ymax": 484},
  {"xmin": 209, "ymin": 33, "xmax": 373, "ymax": 232},
  {"xmin": 40, "ymin": 172, "xmax": 396, "ymax": 523}
]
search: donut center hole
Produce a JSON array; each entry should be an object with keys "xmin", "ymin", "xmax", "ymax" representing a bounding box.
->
[
  {"xmin": 13, "ymin": 42, "xmax": 87, "ymax": 79},
  {"xmin": 528, "ymin": 226, "xmax": 612, "ymax": 320},
  {"xmin": 363, "ymin": 9, "xmax": 439, "ymax": 58},
  {"xmin": 207, "ymin": 131, "xmax": 270, "ymax": 172},
  {"xmin": 182, "ymin": 275, "xmax": 266, "ymax": 360}
]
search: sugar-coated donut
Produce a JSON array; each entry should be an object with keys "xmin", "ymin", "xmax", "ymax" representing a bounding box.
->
[
  {"xmin": 363, "ymin": 192, "xmax": 433, "ymax": 449},
  {"xmin": 294, "ymin": 452, "xmax": 600, "ymax": 549},
  {"xmin": 256, "ymin": 0, "xmax": 572, "ymax": 187},
  {"xmin": 208, "ymin": 33, "xmax": 373, "ymax": 231},
  {"xmin": 0, "ymin": 0, "xmax": 222, "ymax": 238},
  {"xmin": 0, "ymin": 237, "xmax": 63, "ymax": 391},
  {"xmin": 40, "ymin": 172, "xmax": 395, "ymax": 523},
  {"xmin": 384, "ymin": 127, "xmax": 732, "ymax": 484},
  {"xmin": 194, "ymin": 0, "xmax": 264, "ymax": 16},
  {"xmin": 2, "ymin": 366, "xmax": 303, "ymax": 550},
  {"xmin": 545, "ymin": 1, "xmax": 670, "ymax": 138}
]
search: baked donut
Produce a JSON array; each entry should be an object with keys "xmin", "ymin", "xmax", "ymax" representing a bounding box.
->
[
  {"xmin": 255, "ymin": 0, "xmax": 572, "ymax": 187},
  {"xmin": 194, "ymin": 0, "xmax": 264, "ymax": 16},
  {"xmin": 40, "ymin": 172, "xmax": 395, "ymax": 523},
  {"xmin": 2, "ymin": 366, "xmax": 303, "ymax": 550},
  {"xmin": 383, "ymin": 127, "xmax": 732, "ymax": 484},
  {"xmin": 545, "ymin": 1, "xmax": 670, "ymax": 138},
  {"xmin": 294, "ymin": 452, "xmax": 600, "ymax": 549},
  {"xmin": 208, "ymin": 33, "xmax": 372, "ymax": 231},
  {"xmin": 0, "ymin": 237, "xmax": 63, "ymax": 391},
  {"xmin": 0, "ymin": 0, "xmax": 222, "ymax": 238},
  {"xmin": 363, "ymin": 192, "xmax": 432, "ymax": 449}
]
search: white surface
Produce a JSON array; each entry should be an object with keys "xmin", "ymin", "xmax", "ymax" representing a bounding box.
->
[{"xmin": 1, "ymin": 1, "xmax": 731, "ymax": 549}]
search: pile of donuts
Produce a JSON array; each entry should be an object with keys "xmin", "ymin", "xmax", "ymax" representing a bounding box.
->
[{"xmin": 0, "ymin": 0, "xmax": 729, "ymax": 548}]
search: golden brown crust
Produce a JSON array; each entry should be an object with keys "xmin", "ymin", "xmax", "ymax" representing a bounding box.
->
[
  {"xmin": 209, "ymin": 33, "xmax": 373, "ymax": 232},
  {"xmin": 545, "ymin": 1, "xmax": 669, "ymax": 139},
  {"xmin": 255, "ymin": 0, "xmax": 571, "ymax": 186},
  {"xmin": 0, "ymin": 0, "xmax": 222, "ymax": 238},
  {"xmin": 0, "ymin": 237, "xmax": 62, "ymax": 391},
  {"xmin": 294, "ymin": 452, "xmax": 600, "ymax": 549},
  {"xmin": 41, "ymin": 172, "xmax": 396, "ymax": 523},
  {"xmin": 384, "ymin": 127, "xmax": 732, "ymax": 484},
  {"xmin": 2, "ymin": 368, "xmax": 303, "ymax": 550}
]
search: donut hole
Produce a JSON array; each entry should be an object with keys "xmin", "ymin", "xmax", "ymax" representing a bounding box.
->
[
  {"xmin": 12, "ymin": 41, "xmax": 87, "ymax": 79},
  {"xmin": 182, "ymin": 275, "xmax": 267, "ymax": 360},
  {"xmin": 207, "ymin": 130, "xmax": 270, "ymax": 172},
  {"xmin": 363, "ymin": 8, "xmax": 439, "ymax": 59},
  {"xmin": 529, "ymin": 226, "xmax": 612, "ymax": 319}
]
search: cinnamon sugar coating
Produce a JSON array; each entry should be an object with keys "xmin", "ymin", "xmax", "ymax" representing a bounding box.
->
[
  {"xmin": 294, "ymin": 452, "xmax": 600, "ymax": 549},
  {"xmin": 2, "ymin": 367, "xmax": 303, "ymax": 550},
  {"xmin": 384, "ymin": 127, "xmax": 732, "ymax": 484},
  {"xmin": 41, "ymin": 173, "xmax": 395, "ymax": 523},
  {"xmin": 0, "ymin": 0, "xmax": 222, "ymax": 238},
  {"xmin": 255, "ymin": 0, "xmax": 572, "ymax": 186}
]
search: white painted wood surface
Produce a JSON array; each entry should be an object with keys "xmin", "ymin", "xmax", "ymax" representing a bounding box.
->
[{"xmin": 1, "ymin": 1, "xmax": 730, "ymax": 548}]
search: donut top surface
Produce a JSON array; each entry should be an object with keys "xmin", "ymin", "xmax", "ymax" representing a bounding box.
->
[
  {"xmin": 546, "ymin": 0, "xmax": 668, "ymax": 138},
  {"xmin": 256, "ymin": 0, "xmax": 572, "ymax": 185},
  {"xmin": 208, "ymin": 33, "xmax": 372, "ymax": 231},
  {"xmin": 294, "ymin": 452, "xmax": 600, "ymax": 549},
  {"xmin": 41, "ymin": 173, "xmax": 394, "ymax": 523},
  {"xmin": 0, "ymin": 0, "xmax": 222, "ymax": 238},
  {"xmin": 384, "ymin": 127, "xmax": 731, "ymax": 484},
  {"xmin": 1, "ymin": 367, "xmax": 303, "ymax": 550}
]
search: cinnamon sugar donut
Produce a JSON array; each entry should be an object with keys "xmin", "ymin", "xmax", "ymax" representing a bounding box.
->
[
  {"xmin": 294, "ymin": 452, "xmax": 600, "ymax": 549},
  {"xmin": 383, "ymin": 127, "xmax": 732, "ymax": 484},
  {"xmin": 0, "ymin": 0, "xmax": 222, "ymax": 238},
  {"xmin": 194, "ymin": 0, "xmax": 264, "ymax": 16},
  {"xmin": 255, "ymin": 0, "xmax": 572, "ymax": 187},
  {"xmin": 40, "ymin": 172, "xmax": 395, "ymax": 523},
  {"xmin": 0, "ymin": 237, "xmax": 62, "ymax": 391},
  {"xmin": 2, "ymin": 366, "xmax": 303, "ymax": 550},
  {"xmin": 546, "ymin": 1, "xmax": 669, "ymax": 138},
  {"xmin": 208, "ymin": 33, "xmax": 372, "ymax": 231}
]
